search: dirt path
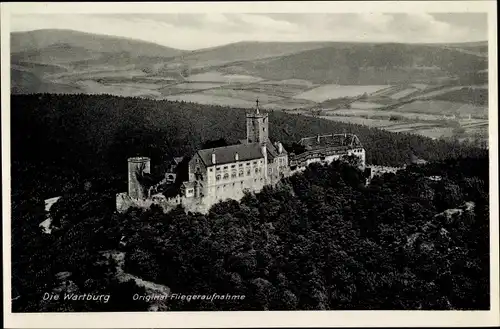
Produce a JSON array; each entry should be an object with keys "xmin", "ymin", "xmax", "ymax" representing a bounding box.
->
[
  {"xmin": 105, "ymin": 250, "xmax": 170, "ymax": 295},
  {"xmin": 102, "ymin": 250, "xmax": 170, "ymax": 310}
]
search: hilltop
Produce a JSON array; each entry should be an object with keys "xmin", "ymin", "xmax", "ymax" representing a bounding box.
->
[
  {"xmin": 11, "ymin": 29, "xmax": 184, "ymax": 59},
  {"xmin": 10, "ymin": 30, "xmax": 489, "ymax": 143},
  {"xmin": 217, "ymin": 42, "xmax": 487, "ymax": 85},
  {"xmin": 11, "ymin": 29, "xmax": 488, "ymax": 92},
  {"xmin": 11, "ymin": 93, "xmax": 487, "ymax": 200}
]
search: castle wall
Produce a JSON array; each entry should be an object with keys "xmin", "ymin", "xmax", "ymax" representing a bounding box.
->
[
  {"xmin": 128, "ymin": 157, "xmax": 151, "ymax": 200},
  {"xmin": 290, "ymin": 147, "xmax": 365, "ymax": 172},
  {"xmin": 117, "ymin": 192, "xmax": 212, "ymax": 214},
  {"xmin": 268, "ymin": 154, "xmax": 289, "ymax": 185},
  {"xmin": 204, "ymin": 156, "xmax": 267, "ymax": 202},
  {"xmin": 368, "ymin": 165, "xmax": 405, "ymax": 179}
]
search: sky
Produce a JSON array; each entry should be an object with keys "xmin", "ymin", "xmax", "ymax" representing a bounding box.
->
[{"xmin": 10, "ymin": 13, "xmax": 488, "ymax": 50}]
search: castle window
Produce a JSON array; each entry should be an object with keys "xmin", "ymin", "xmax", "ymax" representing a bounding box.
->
[
  {"xmin": 247, "ymin": 169, "xmax": 251, "ymax": 176},
  {"xmin": 239, "ymin": 163, "xmax": 243, "ymax": 167},
  {"xmin": 246, "ymin": 162, "xmax": 250, "ymax": 166},
  {"xmin": 231, "ymin": 172, "xmax": 237, "ymax": 178},
  {"xmin": 216, "ymin": 174, "xmax": 221, "ymax": 181},
  {"xmin": 255, "ymin": 168, "xmax": 259, "ymax": 174},
  {"xmin": 223, "ymin": 166, "xmax": 228, "ymax": 170},
  {"xmin": 223, "ymin": 173, "xmax": 229, "ymax": 180},
  {"xmin": 253, "ymin": 161, "xmax": 257, "ymax": 165},
  {"xmin": 216, "ymin": 167, "xmax": 221, "ymax": 171},
  {"xmin": 231, "ymin": 164, "xmax": 236, "ymax": 168},
  {"xmin": 269, "ymin": 168, "xmax": 273, "ymax": 173},
  {"xmin": 239, "ymin": 170, "xmax": 244, "ymax": 177},
  {"xmin": 210, "ymin": 168, "xmax": 213, "ymax": 172}
]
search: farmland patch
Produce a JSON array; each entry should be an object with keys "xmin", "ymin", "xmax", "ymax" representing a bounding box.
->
[
  {"xmin": 175, "ymin": 82, "xmax": 228, "ymax": 90},
  {"xmin": 394, "ymin": 100, "xmax": 488, "ymax": 118},
  {"xmin": 390, "ymin": 88, "xmax": 419, "ymax": 99},
  {"xmin": 201, "ymin": 88, "xmax": 283, "ymax": 103},
  {"xmin": 413, "ymin": 127, "xmax": 456, "ymax": 139},
  {"xmin": 163, "ymin": 93, "xmax": 256, "ymax": 108},
  {"xmin": 261, "ymin": 79, "xmax": 316, "ymax": 87},
  {"xmin": 76, "ymin": 80, "xmax": 161, "ymax": 98},
  {"xmin": 331, "ymin": 109, "xmax": 445, "ymax": 121},
  {"xmin": 186, "ymin": 71, "xmax": 262, "ymax": 83},
  {"xmin": 350, "ymin": 101, "xmax": 384, "ymax": 109},
  {"xmin": 318, "ymin": 115, "xmax": 395, "ymax": 128},
  {"xmin": 294, "ymin": 84, "xmax": 390, "ymax": 102}
]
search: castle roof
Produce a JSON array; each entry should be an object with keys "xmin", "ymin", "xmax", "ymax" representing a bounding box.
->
[
  {"xmin": 237, "ymin": 138, "xmax": 287, "ymax": 160},
  {"xmin": 300, "ymin": 133, "xmax": 363, "ymax": 150},
  {"xmin": 197, "ymin": 143, "xmax": 264, "ymax": 167}
]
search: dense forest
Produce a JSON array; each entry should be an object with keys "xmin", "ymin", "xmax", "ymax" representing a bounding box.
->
[
  {"xmin": 11, "ymin": 94, "xmax": 487, "ymax": 199},
  {"xmin": 12, "ymin": 156, "xmax": 489, "ymax": 311},
  {"xmin": 10, "ymin": 93, "xmax": 490, "ymax": 311}
]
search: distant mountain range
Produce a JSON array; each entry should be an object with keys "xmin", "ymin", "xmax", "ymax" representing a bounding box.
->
[
  {"xmin": 11, "ymin": 29, "xmax": 184, "ymax": 59},
  {"xmin": 11, "ymin": 29, "xmax": 488, "ymax": 95}
]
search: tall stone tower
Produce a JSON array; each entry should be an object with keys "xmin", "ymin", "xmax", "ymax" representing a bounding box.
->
[
  {"xmin": 246, "ymin": 99, "xmax": 268, "ymax": 144},
  {"xmin": 128, "ymin": 157, "xmax": 151, "ymax": 200}
]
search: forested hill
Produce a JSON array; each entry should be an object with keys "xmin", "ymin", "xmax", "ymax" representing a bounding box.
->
[
  {"xmin": 11, "ymin": 93, "xmax": 487, "ymax": 200},
  {"xmin": 12, "ymin": 157, "xmax": 489, "ymax": 311}
]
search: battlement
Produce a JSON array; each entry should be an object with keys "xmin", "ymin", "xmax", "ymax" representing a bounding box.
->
[
  {"xmin": 299, "ymin": 133, "xmax": 363, "ymax": 150},
  {"xmin": 128, "ymin": 157, "xmax": 151, "ymax": 163},
  {"xmin": 117, "ymin": 103, "xmax": 366, "ymax": 215},
  {"xmin": 116, "ymin": 191, "xmax": 211, "ymax": 214}
]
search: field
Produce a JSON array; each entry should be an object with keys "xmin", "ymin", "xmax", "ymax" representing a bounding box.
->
[
  {"xmin": 13, "ymin": 60, "xmax": 489, "ymax": 143},
  {"xmin": 174, "ymin": 82, "xmax": 227, "ymax": 90},
  {"xmin": 10, "ymin": 30, "xmax": 489, "ymax": 143},
  {"xmin": 164, "ymin": 94, "xmax": 257, "ymax": 108},
  {"xmin": 76, "ymin": 80, "xmax": 162, "ymax": 98},
  {"xmin": 316, "ymin": 113, "xmax": 486, "ymax": 140},
  {"xmin": 349, "ymin": 101, "xmax": 384, "ymax": 109},
  {"xmin": 394, "ymin": 100, "xmax": 488, "ymax": 118},
  {"xmin": 293, "ymin": 84, "xmax": 390, "ymax": 102},
  {"xmin": 186, "ymin": 71, "xmax": 263, "ymax": 84},
  {"xmin": 20, "ymin": 63, "xmax": 489, "ymax": 143},
  {"xmin": 317, "ymin": 115, "xmax": 396, "ymax": 128}
]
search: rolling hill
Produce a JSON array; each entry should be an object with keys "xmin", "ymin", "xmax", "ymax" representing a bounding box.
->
[
  {"xmin": 10, "ymin": 29, "xmax": 489, "ymax": 143},
  {"xmin": 11, "ymin": 30, "xmax": 489, "ymax": 88},
  {"xmin": 215, "ymin": 42, "xmax": 488, "ymax": 85},
  {"xmin": 168, "ymin": 41, "xmax": 340, "ymax": 68},
  {"xmin": 11, "ymin": 29, "xmax": 185, "ymax": 58}
]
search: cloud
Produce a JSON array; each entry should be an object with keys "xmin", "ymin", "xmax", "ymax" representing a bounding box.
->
[{"xmin": 10, "ymin": 13, "xmax": 488, "ymax": 50}]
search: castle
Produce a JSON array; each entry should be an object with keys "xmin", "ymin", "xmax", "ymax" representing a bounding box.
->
[{"xmin": 116, "ymin": 101, "xmax": 366, "ymax": 214}]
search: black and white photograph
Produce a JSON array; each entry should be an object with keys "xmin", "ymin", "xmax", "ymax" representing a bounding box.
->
[{"xmin": 2, "ymin": 1, "xmax": 498, "ymax": 328}]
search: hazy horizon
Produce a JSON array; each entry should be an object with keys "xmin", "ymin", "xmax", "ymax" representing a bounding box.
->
[{"xmin": 11, "ymin": 13, "xmax": 488, "ymax": 50}]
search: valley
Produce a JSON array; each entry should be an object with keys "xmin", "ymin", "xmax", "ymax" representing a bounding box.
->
[{"xmin": 11, "ymin": 29, "xmax": 489, "ymax": 144}]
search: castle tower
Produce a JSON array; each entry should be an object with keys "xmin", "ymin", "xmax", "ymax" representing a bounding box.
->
[
  {"xmin": 128, "ymin": 157, "xmax": 151, "ymax": 200},
  {"xmin": 246, "ymin": 99, "xmax": 269, "ymax": 144}
]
